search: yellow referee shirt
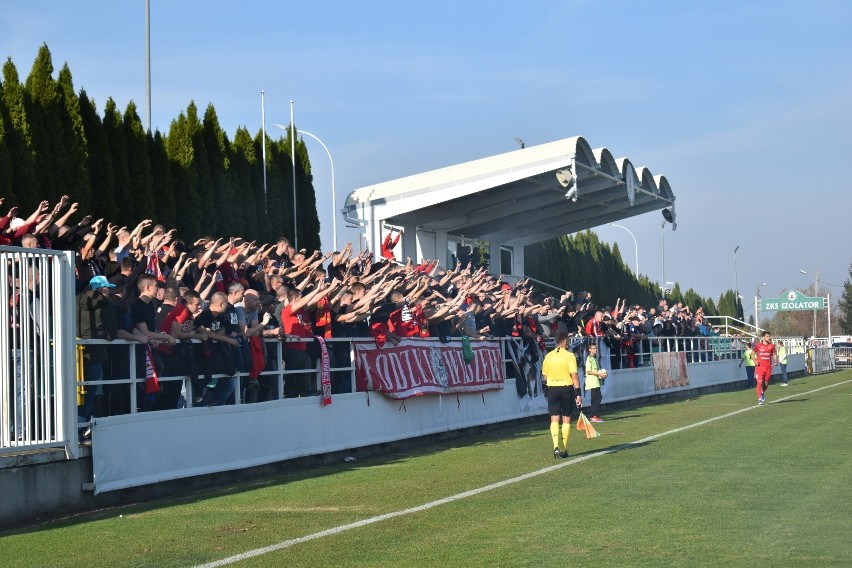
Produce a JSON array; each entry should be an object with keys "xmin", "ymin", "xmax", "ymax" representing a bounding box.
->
[{"xmin": 541, "ymin": 348, "xmax": 578, "ymax": 386}]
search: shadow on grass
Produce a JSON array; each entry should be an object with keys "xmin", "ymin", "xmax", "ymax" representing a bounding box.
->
[
  {"xmin": 3, "ymin": 418, "xmax": 556, "ymax": 536},
  {"xmin": 772, "ymin": 399, "xmax": 808, "ymax": 404},
  {"xmin": 601, "ymin": 414, "xmax": 643, "ymax": 422},
  {"xmin": 571, "ymin": 439, "xmax": 655, "ymax": 458}
]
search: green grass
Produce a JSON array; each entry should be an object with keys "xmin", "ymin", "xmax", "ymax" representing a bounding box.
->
[{"xmin": 3, "ymin": 372, "xmax": 851, "ymax": 567}]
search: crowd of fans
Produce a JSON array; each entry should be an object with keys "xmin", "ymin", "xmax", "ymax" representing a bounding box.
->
[{"xmin": 2, "ymin": 196, "xmax": 730, "ymax": 429}]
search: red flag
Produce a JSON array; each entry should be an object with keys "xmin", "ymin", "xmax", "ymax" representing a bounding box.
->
[
  {"xmin": 145, "ymin": 345, "xmax": 161, "ymax": 394},
  {"xmin": 146, "ymin": 253, "xmax": 165, "ymax": 282}
]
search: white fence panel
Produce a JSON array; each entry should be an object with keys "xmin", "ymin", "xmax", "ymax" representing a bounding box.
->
[{"xmin": 1, "ymin": 247, "xmax": 77, "ymax": 457}]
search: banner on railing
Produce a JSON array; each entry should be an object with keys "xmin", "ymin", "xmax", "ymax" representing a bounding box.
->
[
  {"xmin": 354, "ymin": 339, "xmax": 505, "ymax": 399},
  {"xmin": 652, "ymin": 351, "xmax": 689, "ymax": 390}
]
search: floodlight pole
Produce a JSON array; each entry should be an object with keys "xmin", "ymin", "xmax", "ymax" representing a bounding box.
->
[
  {"xmin": 755, "ymin": 282, "xmax": 767, "ymax": 330},
  {"xmin": 145, "ymin": 0, "xmax": 151, "ymax": 132},
  {"xmin": 734, "ymin": 245, "xmax": 740, "ymax": 319},
  {"xmin": 660, "ymin": 221, "xmax": 666, "ymax": 293},
  {"xmin": 261, "ymin": 90, "xmax": 267, "ymax": 213},
  {"xmin": 800, "ymin": 269, "xmax": 820, "ymax": 337},
  {"xmin": 271, "ymin": 119, "xmax": 299, "ymax": 249},
  {"xmin": 290, "ymin": 100, "xmax": 298, "ymax": 250}
]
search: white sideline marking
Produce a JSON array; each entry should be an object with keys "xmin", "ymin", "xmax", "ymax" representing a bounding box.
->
[{"xmin": 194, "ymin": 379, "xmax": 851, "ymax": 567}]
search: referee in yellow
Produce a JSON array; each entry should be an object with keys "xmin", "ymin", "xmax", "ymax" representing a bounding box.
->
[{"xmin": 541, "ymin": 332, "xmax": 582, "ymax": 458}]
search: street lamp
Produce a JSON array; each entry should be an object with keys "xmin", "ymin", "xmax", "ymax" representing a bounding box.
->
[
  {"xmin": 660, "ymin": 220, "xmax": 666, "ymax": 291},
  {"xmin": 733, "ymin": 245, "xmax": 741, "ymax": 319},
  {"xmin": 609, "ymin": 223, "xmax": 638, "ymax": 276},
  {"xmin": 800, "ymin": 269, "xmax": 820, "ymax": 338},
  {"xmin": 271, "ymin": 121, "xmax": 299, "ymax": 250},
  {"xmin": 660, "ymin": 209, "xmax": 675, "ymax": 294},
  {"xmin": 755, "ymin": 282, "xmax": 767, "ymax": 330},
  {"xmin": 295, "ymin": 129, "xmax": 337, "ymax": 252}
]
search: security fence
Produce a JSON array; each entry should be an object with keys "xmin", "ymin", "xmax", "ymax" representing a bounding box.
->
[{"xmin": 1, "ymin": 246, "xmax": 77, "ymax": 457}]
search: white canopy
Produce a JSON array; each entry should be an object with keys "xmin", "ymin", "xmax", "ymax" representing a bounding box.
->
[{"xmin": 343, "ymin": 136, "xmax": 675, "ymax": 275}]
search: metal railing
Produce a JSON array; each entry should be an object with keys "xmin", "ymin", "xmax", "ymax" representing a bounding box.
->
[
  {"xmin": 3, "ymin": 321, "xmax": 758, "ymax": 456},
  {"xmin": 832, "ymin": 346, "xmax": 852, "ymax": 369},
  {"xmin": 68, "ymin": 333, "xmax": 742, "ymax": 421},
  {"xmin": 73, "ymin": 336, "xmax": 360, "ymax": 415},
  {"xmin": 702, "ymin": 315, "xmax": 764, "ymax": 341}
]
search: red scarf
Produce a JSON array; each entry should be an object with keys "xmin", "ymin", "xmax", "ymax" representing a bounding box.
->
[{"xmin": 315, "ymin": 336, "xmax": 332, "ymax": 405}]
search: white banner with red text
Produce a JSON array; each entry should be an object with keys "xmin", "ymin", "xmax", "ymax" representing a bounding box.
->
[{"xmin": 354, "ymin": 339, "xmax": 505, "ymax": 399}]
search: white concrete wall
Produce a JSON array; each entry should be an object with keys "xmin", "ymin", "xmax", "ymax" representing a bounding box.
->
[
  {"xmin": 90, "ymin": 354, "xmax": 807, "ymax": 494},
  {"xmin": 91, "ymin": 384, "xmax": 538, "ymax": 494}
]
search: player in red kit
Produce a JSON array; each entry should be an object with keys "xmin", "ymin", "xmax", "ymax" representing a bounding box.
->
[{"xmin": 754, "ymin": 331, "xmax": 778, "ymax": 405}]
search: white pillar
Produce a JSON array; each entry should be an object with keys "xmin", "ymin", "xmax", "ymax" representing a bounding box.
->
[
  {"xmin": 434, "ymin": 230, "xmax": 449, "ymax": 270},
  {"xmin": 486, "ymin": 241, "xmax": 500, "ymax": 278},
  {"xmin": 401, "ymin": 224, "xmax": 418, "ymax": 263},
  {"xmin": 512, "ymin": 245, "xmax": 525, "ymax": 278},
  {"xmin": 366, "ymin": 207, "xmax": 381, "ymax": 257}
]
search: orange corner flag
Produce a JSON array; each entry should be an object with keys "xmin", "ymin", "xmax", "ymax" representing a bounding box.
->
[{"xmin": 576, "ymin": 412, "xmax": 600, "ymax": 439}]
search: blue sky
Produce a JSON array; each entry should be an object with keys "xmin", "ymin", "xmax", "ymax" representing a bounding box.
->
[{"xmin": 2, "ymin": 1, "xmax": 850, "ymax": 310}]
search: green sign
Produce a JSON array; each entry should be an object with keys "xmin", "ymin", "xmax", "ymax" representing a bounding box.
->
[{"xmin": 760, "ymin": 290, "xmax": 825, "ymax": 312}]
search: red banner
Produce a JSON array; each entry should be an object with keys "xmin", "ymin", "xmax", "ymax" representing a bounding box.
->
[{"xmin": 354, "ymin": 339, "xmax": 505, "ymax": 399}]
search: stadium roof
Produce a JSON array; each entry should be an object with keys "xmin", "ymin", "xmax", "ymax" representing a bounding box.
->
[{"xmin": 343, "ymin": 136, "xmax": 676, "ymax": 261}]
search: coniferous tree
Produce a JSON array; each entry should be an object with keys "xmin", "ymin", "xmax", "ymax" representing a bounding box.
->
[
  {"xmin": 165, "ymin": 110, "xmax": 202, "ymax": 238},
  {"xmin": 716, "ymin": 290, "xmax": 738, "ymax": 318},
  {"xmin": 55, "ymin": 64, "xmax": 91, "ymax": 210},
  {"xmin": 682, "ymin": 289, "xmax": 704, "ymax": 312},
  {"xmin": 103, "ymin": 98, "xmax": 132, "ymax": 226},
  {"xmin": 0, "ymin": 45, "xmax": 320, "ymax": 252},
  {"xmin": 78, "ymin": 91, "xmax": 117, "ymax": 222},
  {"xmin": 123, "ymin": 101, "xmax": 155, "ymax": 221},
  {"xmin": 24, "ymin": 44, "xmax": 63, "ymax": 204},
  {"xmin": 2, "ymin": 57, "xmax": 40, "ymax": 210},
  {"xmin": 201, "ymin": 104, "xmax": 232, "ymax": 236},
  {"xmin": 838, "ymin": 264, "xmax": 852, "ymax": 334},
  {"xmin": 0, "ymin": 93, "xmax": 14, "ymax": 201},
  {"xmin": 525, "ymin": 230, "xmax": 721, "ymax": 314},
  {"xmin": 183, "ymin": 102, "xmax": 214, "ymax": 234},
  {"xmin": 148, "ymin": 131, "xmax": 176, "ymax": 230},
  {"xmin": 268, "ymin": 136, "xmax": 294, "ymax": 244},
  {"xmin": 231, "ymin": 127, "xmax": 261, "ymax": 240},
  {"xmin": 668, "ymin": 283, "xmax": 685, "ymax": 306}
]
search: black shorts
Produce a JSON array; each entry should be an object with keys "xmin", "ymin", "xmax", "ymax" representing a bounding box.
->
[{"xmin": 547, "ymin": 385, "xmax": 578, "ymax": 417}]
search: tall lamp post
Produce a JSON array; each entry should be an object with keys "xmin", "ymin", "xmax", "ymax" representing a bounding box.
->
[
  {"xmin": 659, "ymin": 209, "xmax": 675, "ymax": 295},
  {"xmin": 296, "ymin": 130, "xmax": 337, "ymax": 252},
  {"xmin": 754, "ymin": 282, "xmax": 767, "ymax": 330},
  {"xmin": 800, "ymin": 269, "xmax": 820, "ymax": 338},
  {"xmin": 733, "ymin": 245, "xmax": 741, "ymax": 319},
  {"xmin": 272, "ymin": 121, "xmax": 300, "ymax": 249},
  {"xmin": 609, "ymin": 223, "xmax": 639, "ymax": 276},
  {"xmin": 660, "ymin": 220, "xmax": 666, "ymax": 293}
]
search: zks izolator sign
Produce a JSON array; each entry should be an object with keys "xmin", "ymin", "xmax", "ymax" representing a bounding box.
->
[{"xmin": 760, "ymin": 290, "xmax": 825, "ymax": 312}]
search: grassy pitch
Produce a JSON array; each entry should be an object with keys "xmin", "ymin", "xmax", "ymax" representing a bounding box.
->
[{"xmin": 3, "ymin": 371, "xmax": 850, "ymax": 567}]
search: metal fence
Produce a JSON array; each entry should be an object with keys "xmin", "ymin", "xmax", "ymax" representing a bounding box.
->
[
  {"xmin": 67, "ymin": 333, "xmax": 743, "ymax": 425},
  {"xmin": 1, "ymin": 247, "xmax": 77, "ymax": 456},
  {"xmin": 831, "ymin": 346, "xmax": 852, "ymax": 369}
]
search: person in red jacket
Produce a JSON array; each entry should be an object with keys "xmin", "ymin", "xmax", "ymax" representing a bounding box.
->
[{"xmin": 380, "ymin": 228, "xmax": 401, "ymax": 260}]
